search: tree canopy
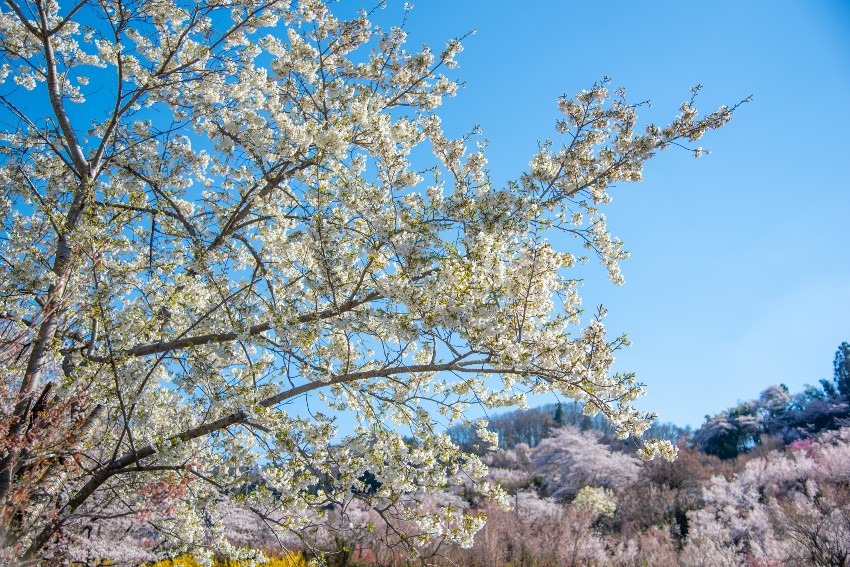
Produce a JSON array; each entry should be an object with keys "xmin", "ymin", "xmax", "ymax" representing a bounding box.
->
[
  {"xmin": 693, "ymin": 346, "xmax": 850, "ymax": 459},
  {"xmin": 0, "ymin": 0, "xmax": 741, "ymax": 562},
  {"xmin": 834, "ymin": 342, "xmax": 850, "ymax": 399}
]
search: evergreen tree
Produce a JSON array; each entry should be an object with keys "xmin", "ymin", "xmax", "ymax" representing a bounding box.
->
[
  {"xmin": 553, "ymin": 402, "xmax": 565, "ymax": 425},
  {"xmin": 819, "ymin": 379, "xmax": 838, "ymax": 398},
  {"xmin": 834, "ymin": 342, "xmax": 850, "ymax": 398}
]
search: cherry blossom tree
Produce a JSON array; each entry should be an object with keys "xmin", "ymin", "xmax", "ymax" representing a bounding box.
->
[
  {"xmin": 0, "ymin": 0, "xmax": 742, "ymax": 561},
  {"xmin": 531, "ymin": 426, "xmax": 641, "ymax": 501},
  {"xmin": 455, "ymin": 490, "xmax": 607, "ymax": 567},
  {"xmin": 682, "ymin": 428, "xmax": 850, "ymax": 566}
]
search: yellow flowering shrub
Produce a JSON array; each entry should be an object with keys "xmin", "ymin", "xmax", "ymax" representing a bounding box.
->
[{"xmin": 147, "ymin": 552, "xmax": 308, "ymax": 567}]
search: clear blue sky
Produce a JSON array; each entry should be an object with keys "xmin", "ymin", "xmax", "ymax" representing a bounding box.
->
[{"xmin": 392, "ymin": 0, "xmax": 850, "ymax": 427}]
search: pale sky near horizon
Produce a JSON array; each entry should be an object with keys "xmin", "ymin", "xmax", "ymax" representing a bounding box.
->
[{"xmin": 391, "ymin": 0, "xmax": 850, "ymax": 427}]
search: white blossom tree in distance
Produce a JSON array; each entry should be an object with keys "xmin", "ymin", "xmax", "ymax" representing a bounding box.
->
[{"xmin": 0, "ymin": 0, "xmax": 745, "ymax": 562}]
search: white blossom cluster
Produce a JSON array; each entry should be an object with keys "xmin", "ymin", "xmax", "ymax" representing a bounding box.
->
[
  {"xmin": 0, "ymin": 0, "xmax": 741, "ymax": 562},
  {"xmin": 571, "ymin": 485, "xmax": 617, "ymax": 519},
  {"xmin": 682, "ymin": 429, "xmax": 850, "ymax": 566}
]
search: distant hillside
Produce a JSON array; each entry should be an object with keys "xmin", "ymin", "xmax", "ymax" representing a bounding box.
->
[
  {"xmin": 448, "ymin": 401, "xmax": 689, "ymax": 453},
  {"xmin": 451, "ymin": 342, "xmax": 850, "ymax": 460}
]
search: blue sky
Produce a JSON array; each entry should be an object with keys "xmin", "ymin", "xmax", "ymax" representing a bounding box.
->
[{"xmin": 392, "ymin": 0, "xmax": 850, "ymax": 427}]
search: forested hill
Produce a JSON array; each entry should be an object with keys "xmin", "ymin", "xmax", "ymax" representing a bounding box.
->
[
  {"xmin": 692, "ymin": 341, "xmax": 850, "ymax": 458},
  {"xmin": 447, "ymin": 402, "xmax": 688, "ymax": 453},
  {"xmin": 450, "ymin": 342, "xmax": 850, "ymax": 460}
]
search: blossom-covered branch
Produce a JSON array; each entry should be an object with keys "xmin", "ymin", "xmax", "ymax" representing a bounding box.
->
[{"xmin": 0, "ymin": 0, "xmax": 743, "ymax": 562}]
